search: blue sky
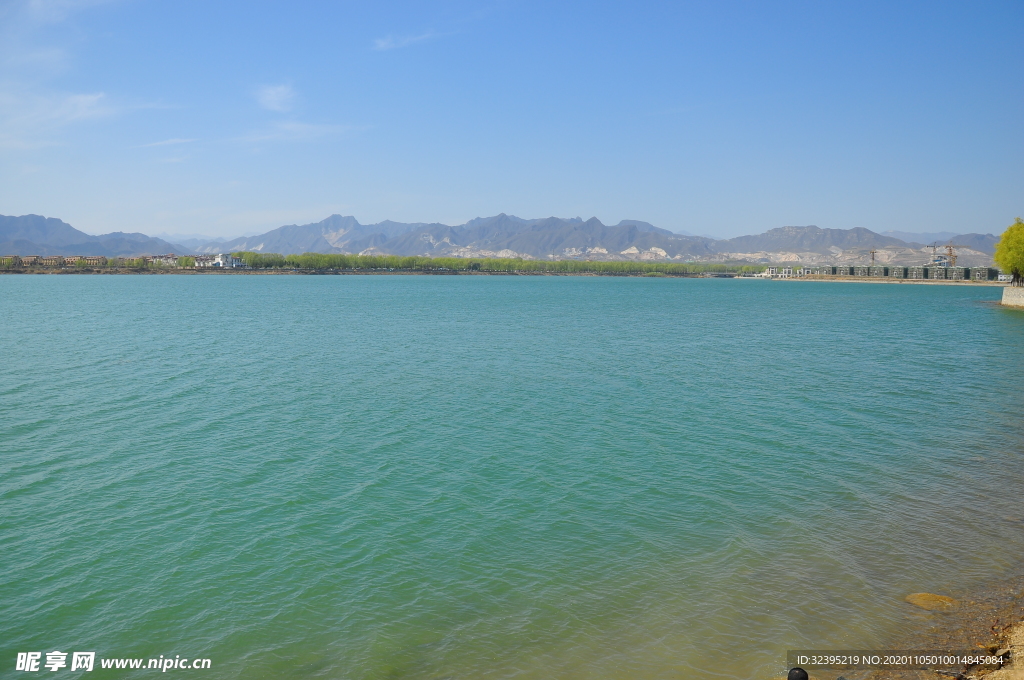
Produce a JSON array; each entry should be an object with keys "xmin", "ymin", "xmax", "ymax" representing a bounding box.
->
[{"xmin": 1, "ymin": 0, "xmax": 1021, "ymax": 238}]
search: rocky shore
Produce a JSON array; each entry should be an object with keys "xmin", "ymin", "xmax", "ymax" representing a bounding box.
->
[
  {"xmin": 866, "ymin": 575, "xmax": 1024, "ymax": 680},
  {"xmin": 777, "ymin": 577, "xmax": 1024, "ymax": 680}
]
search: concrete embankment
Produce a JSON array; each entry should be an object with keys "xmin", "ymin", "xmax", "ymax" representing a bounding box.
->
[
  {"xmin": 1003, "ymin": 286, "xmax": 1024, "ymax": 308},
  {"xmin": 774, "ymin": 276, "xmax": 1006, "ymax": 287}
]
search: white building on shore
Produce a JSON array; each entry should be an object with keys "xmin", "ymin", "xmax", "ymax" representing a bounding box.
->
[
  {"xmin": 756, "ymin": 266, "xmax": 797, "ymax": 278},
  {"xmin": 195, "ymin": 254, "xmax": 243, "ymax": 268}
]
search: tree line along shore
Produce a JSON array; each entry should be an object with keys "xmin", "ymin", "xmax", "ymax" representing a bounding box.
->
[
  {"xmin": 0, "ymin": 252, "xmax": 765, "ymax": 276},
  {"xmin": 232, "ymin": 252, "xmax": 768, "ymax": 275},
  {"xmin": 2, "ymin": 242, "xmax": 1020, "ymax": 283}
]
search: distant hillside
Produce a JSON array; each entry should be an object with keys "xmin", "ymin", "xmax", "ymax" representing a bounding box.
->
[
  {"xmin": 192, "ymin": 213, "xmax": 709, "ymax": 260},
  {"xmin": 201, "ymin": 216, "xmax": 987, "ymax": 263},
  {"xmin": 193, "ymin": 215, "xmax": 435, "ymax": 255},
  {"xmin": 947, "ymin": 233, "xmax": 999, "ymax": 255},
  {"xmin": 2, "ymin": 212, "xmax": 999, "ymax": 266},
  {"xmin": 356, "ymin": 215, "xmax": 714, "ymax": 259},
  {"xmin": 882, "ymin": 230, "xmax": 999, "ymax": 254},
  {"xmin": 0, "ymin": 214, "xmax": 186, "ymax": 257},
  {"xmin": 720, "ymin": 226, "xmax": 908, "ymax": 253}
]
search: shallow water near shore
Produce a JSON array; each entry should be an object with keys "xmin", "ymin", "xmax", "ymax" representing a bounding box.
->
[{"xmin": 2, "ymin": 276, "xmax": 1024, "ymax": 679}]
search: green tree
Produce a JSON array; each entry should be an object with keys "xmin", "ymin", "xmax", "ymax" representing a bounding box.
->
[{"xmin": 994, "ymin": 217, "xmax": 1024, "ymax": 286}]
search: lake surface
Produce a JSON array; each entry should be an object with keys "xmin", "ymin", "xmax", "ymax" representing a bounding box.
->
[{"xmin": 3, "ymin": 276, "xmax": 1023, "ymax": 679}]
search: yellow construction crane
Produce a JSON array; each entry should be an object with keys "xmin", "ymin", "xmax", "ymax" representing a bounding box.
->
[{"xmin": 944, "ymin": 244, "xmax": 969, "ymax": 267}]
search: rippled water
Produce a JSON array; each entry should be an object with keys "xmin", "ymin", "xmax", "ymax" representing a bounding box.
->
[{"xmin": 2, "ymin": 275, "xmax": 1023, "ymax": 679}]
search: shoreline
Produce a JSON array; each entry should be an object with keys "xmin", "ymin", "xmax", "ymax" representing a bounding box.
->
[
  {"xmin": 864, "ymin": 574, "xmax": 1024, "ymax": 680},
  {"xmin": 768, "ymin": 276, "xmax": 1007, "ymax": 287},
  {"xmin": 0, "ymin": 268, "xmax": 641, "ymax": 277},
  {"xmin": 782, "ymin": 575, "xmax": 1024, "ymax": 680},
  {"xmin": 0, "ymin": 268, "xmax": 1009, "ymax": 286}
]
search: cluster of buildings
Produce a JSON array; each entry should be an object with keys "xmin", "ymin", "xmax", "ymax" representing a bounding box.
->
[
  {"xmin": 757, "ymin": 265, "xmax": 1006, "ymax": 281},
  {"xmin": 187, "ymin": 254, "xmax": 244, "ymax": 268},
  {"xmin": 2, "ymin": 254, "xmax": 243, "ymax": 268}
]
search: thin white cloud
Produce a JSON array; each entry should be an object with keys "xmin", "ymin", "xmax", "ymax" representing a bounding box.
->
[
  {"xmin": 256, "ymin": 84, "xmax": 294, "ymax": 112},
  {"xmin": 373, "ymin": 32, "xmax": 436, "ymax": 51},
  {"xmin": 56, "ymin": 92, "xmax": 113, "ymax": 120},
  {"xmin": 0, "ymin": 1, "xmax": 155, "ymax": 149},
  {"xmin": 0, "ymin": 88, "xmax": 116, "ymax": 148},
  {"xmin": 137, "ymin": 138, "xmax": 197, "ymax": 148},
  {"xmin": 238, "ymin": 121, "xmax": 362, "ymax": 143}
]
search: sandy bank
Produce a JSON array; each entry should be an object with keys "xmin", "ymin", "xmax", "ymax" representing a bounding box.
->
[{"xmin": 986, "ymin": 622, "xmax": 1024, "ymax": 680}]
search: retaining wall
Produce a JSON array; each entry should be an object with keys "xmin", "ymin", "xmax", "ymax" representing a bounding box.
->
[{"xmin": 1002, "ymin": 286, "xmax": 1024, "ymax": 308}]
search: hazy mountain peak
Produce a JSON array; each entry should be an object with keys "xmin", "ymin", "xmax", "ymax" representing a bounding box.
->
[
  {"xmin": 615, "ymin": 220, "xmax": 676, "ymax": 236},
  {"xmin": 723, "ymin": 225, "xmax": 908, "ymax": 253},
  {"xmin": 0, "ymin": 214, "xmax": 187, "ymax": 256}
]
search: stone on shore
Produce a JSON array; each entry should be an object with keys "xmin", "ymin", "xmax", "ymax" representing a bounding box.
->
[{"xmin": 905, "ymin": 592, "xmax": 958, "ymax": 611}]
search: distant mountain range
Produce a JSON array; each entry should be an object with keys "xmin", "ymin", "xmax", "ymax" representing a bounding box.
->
[
  {"xmin": 189, "ymin": 214, "xmax": 681, "ymax": 259},
  {"xmin": 881, "ymin": 230, "xmax": 1000, "ymax": 254},
  {"xmin": 187, "ymin": 214, "xmax": 996, "ymax": 266},
  {"xmin": 0, "ymin": 214, "xmax": 186, "ymax": 257},
  {"xmin": 0, "ymin": 213, "xmax": 1000, "ymax": 266}
]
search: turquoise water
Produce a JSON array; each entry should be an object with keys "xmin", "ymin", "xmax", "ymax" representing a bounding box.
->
[{"xmin": 2, "ymin": 276, "xmax": 1023, "ymax": 679}]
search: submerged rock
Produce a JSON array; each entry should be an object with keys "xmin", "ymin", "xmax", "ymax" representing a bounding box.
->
[{"xmin": 905, "ymin": 592, "xmax": 959, "ymax": 611}]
